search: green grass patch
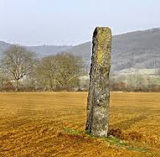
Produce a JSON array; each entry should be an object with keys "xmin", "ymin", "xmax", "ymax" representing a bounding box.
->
[
  {"xmin": 127, "ymin": 145, "xmax": 148, "ymax": 152},
  {"xmin": 105, "ymin": 136, "xmax": 127, "ymax": 147},
  {"xmin": 62, "ymin": 127, "xmax": 82, "ymax": 135},
  {"xmin": 64, "ymin": 129, "xmax": 149, "ymax": 153},
  {"xmin": 104, "ymin": 135, "xmax": 148, "ymax": 153},
  {"xmin": 85, "ymin": 133, "xmax": 149, "ymax": 153}
]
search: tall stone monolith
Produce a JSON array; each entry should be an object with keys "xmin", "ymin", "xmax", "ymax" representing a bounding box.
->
[{"xmin": 86, "ymin": 27, "xmax": 112, "ymax": 137}]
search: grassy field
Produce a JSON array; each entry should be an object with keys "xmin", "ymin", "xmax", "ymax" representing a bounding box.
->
[{"xmin": 0, "ymin": 92, "xmax": 160, "ymax": 157}]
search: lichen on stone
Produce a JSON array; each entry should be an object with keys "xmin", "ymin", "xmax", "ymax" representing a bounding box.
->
[{"xmin": 86, "ymin": 27, "xmax": 112, "ymax": 137}]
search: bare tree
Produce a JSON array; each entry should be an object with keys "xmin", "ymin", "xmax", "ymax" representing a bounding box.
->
[
  {"xmin": 34, "ymin": 53, "xmax": 84, "ymax": 91},
  {"xmin": 55, "ymin": 53, "xmax": 84, "ymax": 90},
  {"xmin": 34, "ymin": 56, "xmax": 58, "ymax": 90},
  {"xmin": 1, "ymin": 45, "xmax": 36, "ymax": 91}
]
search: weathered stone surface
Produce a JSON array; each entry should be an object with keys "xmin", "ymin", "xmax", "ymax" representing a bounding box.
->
[{"xmin": 86, "ymin": 27, "xmax": 112, "ymax": 137}]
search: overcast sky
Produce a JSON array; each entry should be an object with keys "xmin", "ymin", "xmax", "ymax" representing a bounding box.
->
[{"xmin": 0, "ymin": 0, "xmax": 160, "ymax": 46}]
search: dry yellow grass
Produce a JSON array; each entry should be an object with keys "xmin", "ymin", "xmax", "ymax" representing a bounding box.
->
[{"xmin": 0, "ymin": 92, "xmax": 160, "ymax": 157}]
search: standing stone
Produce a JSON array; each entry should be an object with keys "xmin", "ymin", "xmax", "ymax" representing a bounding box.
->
[{"xmin": 86, "ymin": 27, "xmax": 112, "ymax": 137}]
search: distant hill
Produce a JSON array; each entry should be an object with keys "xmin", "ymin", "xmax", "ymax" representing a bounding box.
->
[
  {"xmin": 1, "ymin": 28, "xmax": 160, "ymax": 72},
  {"xmin": 66, "ymin": 28, "xmax": 160, "ymax": 72},
  {"xmin": 26, "ymin": 45, "xmax": 72, "ymax": 57},
  {"xmin": 0, "ymin": 41, "xmax": 72, "ymax": 58},
  {"xmin": 0, "ymin": 41, "xmax": 11, "ymax": 54}
]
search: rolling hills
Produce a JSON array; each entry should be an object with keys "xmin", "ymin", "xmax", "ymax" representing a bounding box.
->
[
  {"xmin": 1, "ymin": 28, "xmax": 160, "ymax": 72},
  {"xmin": 0, "ymin": 41, "xmax": 72, "ymax": 58},
  {"xmin": 66, "ymin": 28, "xmax": 160, "ymax": 72}
]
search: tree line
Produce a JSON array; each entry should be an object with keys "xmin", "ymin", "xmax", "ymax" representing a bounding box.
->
[
  {"xmin": 0, "ymin": 45, "xmax": 160, "ymax": 92},
  {"xmin": 110, "ymin": 74, "xmax": 160, "ymax": 92},
  {"xmin": 0, "ymin": 45, "xmax": 85, "ymax": 91}
]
